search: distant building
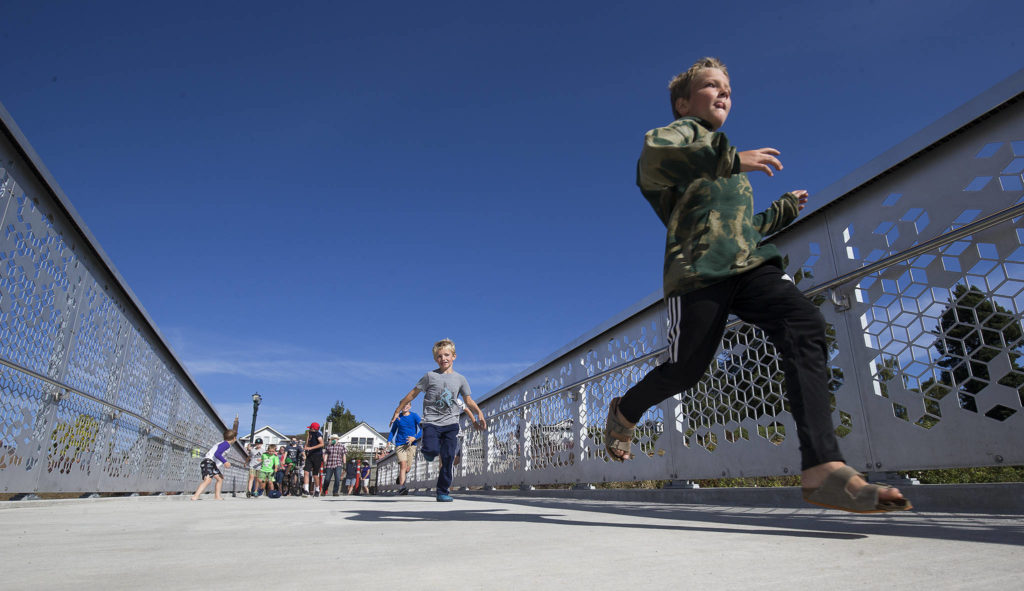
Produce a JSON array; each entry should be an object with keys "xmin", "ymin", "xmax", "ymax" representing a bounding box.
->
[
  {"xmin": 336, "ymin": 422, "xmax": 387, "ymax": 457},
  {"xmin": 238, "ymin": 425, "xmax": 290, "ymax": 447}
]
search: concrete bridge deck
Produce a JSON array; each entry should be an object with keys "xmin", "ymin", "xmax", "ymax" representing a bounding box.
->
[{"xmin": 1, "ymin": 492, "xmax": 1022, "ymax": 590}]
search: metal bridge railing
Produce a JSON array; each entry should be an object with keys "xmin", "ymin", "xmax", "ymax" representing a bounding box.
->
[
  {"xmin": 378, "ymin": 73, "xmax": 1024, "ymax": 493},
  {"xmin": 0, "ymin": 103, "xmax": 248, "ymax": 496}
]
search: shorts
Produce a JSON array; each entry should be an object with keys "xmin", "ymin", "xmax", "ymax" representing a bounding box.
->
[
  {"xmin": 344, "ymin": 478, "xmax": 356, "ymax": 486},
  {"xmin": 396, "ymin": 443, "xmax": 417, "ymax": 465},
  {"xmin": 200, "ymin": 459, "xmax": 222, "ymax": 479},
  {"xmin": 248, "ymin": 467, "xmax": 259, "ymax": 477},
  {"xmin": 304, "ymin": 454, "xmax": 323, "ymax": 473},
  {"xmin": 258, "ymin": 471, "xmax": 274, "ymax": 483}
]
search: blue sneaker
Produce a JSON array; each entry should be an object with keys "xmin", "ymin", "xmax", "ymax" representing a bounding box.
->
[{"xmin": 436, "ymin": 494, "xmax": 454, "ymax": 502}]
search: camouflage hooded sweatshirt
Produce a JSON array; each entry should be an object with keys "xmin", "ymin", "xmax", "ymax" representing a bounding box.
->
[{"xmin": 637, "ymin": 116, "xmax": 801, "ymax": 297}]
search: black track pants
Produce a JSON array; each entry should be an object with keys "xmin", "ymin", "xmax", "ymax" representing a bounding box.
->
[{"xmin": 618, "ymin": 265, "xmax": 845, "ymax": 470}]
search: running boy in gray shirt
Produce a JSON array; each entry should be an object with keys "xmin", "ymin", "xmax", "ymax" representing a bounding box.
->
[{"xmin": 392, "ymin": 339, "xmax": 486, "ymax": 501}]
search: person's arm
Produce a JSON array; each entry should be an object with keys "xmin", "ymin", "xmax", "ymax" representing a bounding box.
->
[
  {"xmin": 388, "ymin": 420, "xmax": 400, "ymax": 444},
  {"xmin": 638, "ymin": 121, "xmax": 738, "ymax": 196},
  {"xmin": 214, "ymin": 441, "xmax": 232, "ymax": 467},
  {"xmin": 462, "ymin": 396, "xmax": 487, "ymax": 430},
  {"xmin": 406, "ymin": 414, "xmax": 422, "ymax": 445},
  {"xmin": 392, "ymin": 387, "xmax": 421, "ymax": 424},
  {"xmin": 306, "ymin": 434, "xmax": 324, "ymax": 452},
  {"xmin": 752, "ymin": 190, "xmax": 807, "ymax": 236}
]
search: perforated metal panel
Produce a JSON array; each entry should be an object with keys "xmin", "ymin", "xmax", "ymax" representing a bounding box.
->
[{"xmin": 0, "ymin": 105, "xmax": 247, "ymax": 495}]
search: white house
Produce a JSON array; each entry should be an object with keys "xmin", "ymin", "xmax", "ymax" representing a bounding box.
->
[
  {"xmin": 335, "ymin": 422, "xmax": 387, "ymax": 456},
  {"xmin": 238, "ymin": 425, "xmax": 290, "ymax": 447}
]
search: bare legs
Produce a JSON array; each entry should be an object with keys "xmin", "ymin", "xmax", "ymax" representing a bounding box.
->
[{"xmin": 191, "ymin": 475, "xmax": 225, "ymax": 500}]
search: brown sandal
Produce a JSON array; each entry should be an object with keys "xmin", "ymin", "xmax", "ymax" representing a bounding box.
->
[
  {"xmin": 603, "ymin": 397, "xmax": 635, "ymax": 462},
  {"xmin": 802, "ymin": 465, "xmax": 913, "ymax": 513}
]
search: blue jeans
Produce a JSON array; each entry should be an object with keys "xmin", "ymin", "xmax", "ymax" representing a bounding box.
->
[
  {"xmin": 323, "ymin": 466, "xmax": 343, "ymax": 495},
  {"xmin": 420, "ymin": 423, "xmax": 459, "ymax": 495}
]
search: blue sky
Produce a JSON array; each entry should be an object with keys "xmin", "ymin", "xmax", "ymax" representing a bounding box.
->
[{"xmin": 2, "ymin": 1, "xmax": 1022, "ymax": 435}]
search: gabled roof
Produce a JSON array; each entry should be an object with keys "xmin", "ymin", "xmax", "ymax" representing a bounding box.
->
[
  {"xmin": 335, "ymin": 422, "xmax": 386, "ymax": 440},
  {"xmin": 239, "ymin": 425, "xmax": 289, "ymax": 441}
]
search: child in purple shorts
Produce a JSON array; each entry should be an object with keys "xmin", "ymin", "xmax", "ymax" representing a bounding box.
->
[{"xmin": 191, "ymin": 429, "xmax": 237, "ymax": 500}]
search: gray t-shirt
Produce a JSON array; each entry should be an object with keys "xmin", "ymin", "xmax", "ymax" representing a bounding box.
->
[
  {"xmin": 416, "ymin": 370, "xmax": 471, "ymax": 426},
  {"xmin": 248, "ymin": 445, "xmax": 264, "ymax": 468}
]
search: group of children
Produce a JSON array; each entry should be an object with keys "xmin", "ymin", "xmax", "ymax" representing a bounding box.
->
[
  {"xmin": 192, "ymin": 430, "xmax": 377, "ymax": 500},
  {"xmin": 195, "ymin": 58, "xmax": 912, "ymax": 514}
]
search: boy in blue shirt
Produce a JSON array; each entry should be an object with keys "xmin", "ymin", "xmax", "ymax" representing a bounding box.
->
[{"xmin": 388, "ymin": 402, "xmax": 422, "ymax": 495}]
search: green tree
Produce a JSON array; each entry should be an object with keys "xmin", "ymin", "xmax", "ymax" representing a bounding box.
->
[
  {"xmin": 919, "ymin": 283, "xmax": 1024, "ymax": 415},
  {"xmin": 325, "ymin": 400, "xmax": 358, "ymax": 436}
]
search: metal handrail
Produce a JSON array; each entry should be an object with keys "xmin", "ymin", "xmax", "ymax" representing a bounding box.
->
[{"xmin": 804, "ymin": 201, "xmax": 1024, "ymax": 298}]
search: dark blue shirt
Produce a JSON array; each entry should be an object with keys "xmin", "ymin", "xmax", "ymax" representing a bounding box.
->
[{"xmin": 388, "ymin": 412, "xmax": 423, "ymax": 445}]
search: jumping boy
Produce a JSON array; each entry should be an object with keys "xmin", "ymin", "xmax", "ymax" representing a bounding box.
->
[
  {"xmin": 392, "ymin": 339, "xmax": 486, "ymax": 502},
  {"xmin": 605, "ymin": 58, "xmax": 911, "ymax": 514},
  {"xmin": 191, "ymin": 429, "xmax": 237, "ymax": 500}
]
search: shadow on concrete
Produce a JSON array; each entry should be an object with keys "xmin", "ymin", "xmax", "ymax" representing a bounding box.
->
[
  {"xmin": 338, "ymin": 507, "xmax": 866, "ymax": 540},
  {"xmin": 458, "ymin": 495, "xmax": 1024, "ymax": 547}
]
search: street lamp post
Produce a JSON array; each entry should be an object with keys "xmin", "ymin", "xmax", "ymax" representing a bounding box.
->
[{"xmin": 249, "ymin": 392, "xmax": 261, "ymax": 448}]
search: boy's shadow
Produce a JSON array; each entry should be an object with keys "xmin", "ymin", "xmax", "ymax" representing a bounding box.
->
[{"xmin": 339, "ymin": 508, "xmax": 865, "ymax": 540}]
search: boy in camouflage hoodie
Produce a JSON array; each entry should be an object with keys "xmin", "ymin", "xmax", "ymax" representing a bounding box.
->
[{"xmin": 605, "ymin": 58, "xmax": 910, "ymax": 513}]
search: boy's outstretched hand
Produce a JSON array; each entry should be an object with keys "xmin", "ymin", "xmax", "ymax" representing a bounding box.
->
[
  {"xmin": 792, "ymin": 190, "xmax": 809, "ymax": 211},
  {"xmin": 739, "ymin": 147, "xmax": 783, "ymax": 176}
]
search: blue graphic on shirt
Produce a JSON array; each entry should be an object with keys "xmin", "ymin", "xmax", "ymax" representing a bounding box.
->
[{"xmin": 432, "ymin": 386, "xmax": 456, "ymax": 413}]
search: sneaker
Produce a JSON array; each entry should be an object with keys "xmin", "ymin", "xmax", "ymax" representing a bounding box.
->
[
  {"xmin": 398, "ymin": 487, "xmax": 409, "ymax": 496},
  {"xmin": 436, "ymin": 494, "xmax": 454, "ymax": 502}
]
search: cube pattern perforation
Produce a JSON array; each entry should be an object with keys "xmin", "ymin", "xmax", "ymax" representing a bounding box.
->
[{"xmin": 859, "ymin": 238, "xmax": 1024, "ymax": 428}]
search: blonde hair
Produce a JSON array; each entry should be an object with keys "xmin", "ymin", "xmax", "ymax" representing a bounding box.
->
[
  {"xmin": 432, "ymin": 338, "xmax": 456, "ymax": 357},
  {"xmin": 224, "ymin": 429, "xmax": 237, "ymax": 441},
  {"xmin": 668, "ymin": 57, "xmax": 729, "ymax": 119}
]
